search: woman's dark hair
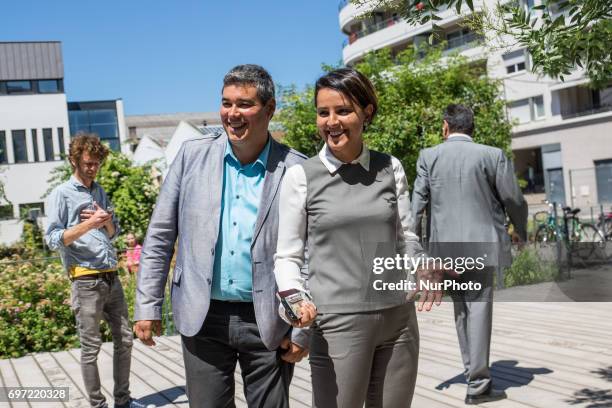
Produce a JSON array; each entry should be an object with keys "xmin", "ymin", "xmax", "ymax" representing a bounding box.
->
[{"xmin": 315, "ymin": 68, "xmax": 378, "ymax": 121}]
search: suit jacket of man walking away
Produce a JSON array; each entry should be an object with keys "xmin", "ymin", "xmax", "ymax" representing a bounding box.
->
[
  {"xmin": 411, "ymin": 133, "xmax": 528, "ymax": 398},
  {"xmin": 412, "ymin": 135, "xmax": 528, "ymax": 265}
]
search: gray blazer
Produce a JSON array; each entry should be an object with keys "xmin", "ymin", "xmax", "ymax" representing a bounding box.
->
[
  {"xmin": 134, "ymin": 132, "xmax": 309, "ymax": 350},
  {"xmin": 411, "ymin": 135, "xmax": 527, "ymax": 267}
]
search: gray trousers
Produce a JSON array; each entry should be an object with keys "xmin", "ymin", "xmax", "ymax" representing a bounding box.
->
[
  {"xmin": 449, "ymin": 269, "xmax": 494, "ymax": 396},
  {"xmin": 181, "ymin": 300, "xmax": 293, "ymax": 408},
  {"xmin": 71, "ymin": 275, "xmax": 133, "ymax": 408},
  {"xmin": 310, "ymin": 303, "xmax": 419, "ymax": 408}
]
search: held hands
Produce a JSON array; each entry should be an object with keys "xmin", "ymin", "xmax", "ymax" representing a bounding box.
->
[
  {"xmin": 80, "ymin": 202, "xmax": 112, "ymax": 229},
  {"xmin": 279, "ymin": 337, "xmax": 309, "ymax": 363},
  {"xmin": 407, "ymin": 267, "xmax": 444, "ymax": 312},
  {"xmin": 133, "ymin": 320, "xmax": 162, "ymax": 346}
]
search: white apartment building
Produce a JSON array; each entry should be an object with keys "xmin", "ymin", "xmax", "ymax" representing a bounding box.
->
[
  {"xmin": 339, "ymin": 0, "xmax": 612, "ymax": 210},
  {"xmin": 0, "ymin": 41, "xmax": 128, "ymax": 245}
]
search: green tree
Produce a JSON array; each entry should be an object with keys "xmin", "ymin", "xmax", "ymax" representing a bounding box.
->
[
  {"xmin": 277, "ymin": 47, "xmax": 512, "ymax": 183},
  {"xmin": 277, "ymin": 85, "xmax": 320, "ymax": 157},
  {"xmin": 351, "ymin": 0, "xmax": 612, "ymax": 88},
  {"xmin": 47, "ymin": 150, "xmax": 160, "ymax": 239}
]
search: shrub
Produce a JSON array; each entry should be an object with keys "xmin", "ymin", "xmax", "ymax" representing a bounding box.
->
[
  {"xmin": 0, "ymin": 261, "xmax": 78, "ymax": 357},
  {"xmin": 504, "ymin": 248, "xmax": 559, "ymax": 288},
  {"xmin": 0, "ymin": 259, "xmax": 167, "ymax": 358}
]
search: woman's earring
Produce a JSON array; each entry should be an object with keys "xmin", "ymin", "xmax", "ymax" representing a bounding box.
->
[{"xmin": 363, "ymin": 121, "xmax": 369, "ymax": 132}]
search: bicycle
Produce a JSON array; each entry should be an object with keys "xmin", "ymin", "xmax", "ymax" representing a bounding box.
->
[
  {"xmin": 534, "ymin": 203, "xmax": 605, "ymax": 260},
  {"xmin": 596, "ymin": 208, "xmax": 612, "ymax": 241}
]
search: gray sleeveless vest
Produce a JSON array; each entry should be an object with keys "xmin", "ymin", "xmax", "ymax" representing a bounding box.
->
[{"xmin": 302, "ymin": 150, "xmax": 407, "ymax": 313}]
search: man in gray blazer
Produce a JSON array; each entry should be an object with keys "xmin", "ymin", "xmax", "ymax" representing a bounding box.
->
[
  {"xmin": 133, "ymin": 65, "xmax": 309, "ymax": 407},
  {"xmin": 411, "ymin": 104, "xmax": 527, "ymax": 405}
]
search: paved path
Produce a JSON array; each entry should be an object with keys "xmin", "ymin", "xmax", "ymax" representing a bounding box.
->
[{"xmin": 1, "ymin": 301, "xmax": 611, "ymax": 407}]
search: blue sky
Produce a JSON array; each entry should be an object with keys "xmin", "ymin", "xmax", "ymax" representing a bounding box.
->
[{"xmin": 2, "ymin": 0, "xmax": 345, "ymax": 115}]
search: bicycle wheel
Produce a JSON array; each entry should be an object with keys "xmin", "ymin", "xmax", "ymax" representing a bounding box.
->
[
  {"xmin": 604, "ymin": 218, "xmax": 612, "ymax": 241},
  {"xmin": 573, "ymin": 223, "xmax": 605, "ymax": 260},
  {"xmin": 534, "ymin": 225, "xmax": 556, "ymax": 243},
  {"xmin": 534, "ymin": 225, "xmax": 557, "ymax": 262}
]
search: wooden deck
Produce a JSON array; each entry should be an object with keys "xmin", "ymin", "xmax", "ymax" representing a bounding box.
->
[{"xmin": 1, "ymin": 301, "xmax": 611, "ymax": 407}]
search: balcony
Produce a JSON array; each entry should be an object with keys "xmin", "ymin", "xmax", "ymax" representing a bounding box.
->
[
  {"xmin": 343, "ymin": 14, "xmax": 403, "ymax": 47},
  {"xmin": 441, "ymin": 30, "xmax": 483, "ymax": 55},
  {"xmin": 552, "ymin": 85, "xmax": 612, "ymax": 120},
  {"xmin": 560, "ymin": 104, "xmax": 612, "ymax": 120}
]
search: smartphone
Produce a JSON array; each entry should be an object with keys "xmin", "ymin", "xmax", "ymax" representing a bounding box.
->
[{"xmin": 277, "ymin": 289, "xmax": 312, "ymax": 321}]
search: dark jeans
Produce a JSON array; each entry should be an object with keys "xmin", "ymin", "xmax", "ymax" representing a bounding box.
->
[
  {"xmin": 71, "ymin": 275, "xmax": 133, "ymax": 408},
  {"xmin": 181, "ymin": 300, "xmax": 293, "ymax": 408}
]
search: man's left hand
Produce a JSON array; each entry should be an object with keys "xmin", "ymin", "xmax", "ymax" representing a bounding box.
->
[{"xmin": 279, "ymin": 337, "xmax": 308, "ymax": 363}]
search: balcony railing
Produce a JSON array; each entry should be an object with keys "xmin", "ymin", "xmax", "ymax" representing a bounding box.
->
[
  {"xmin": 343, "ymin": 14, "xmax": 403, "ymax": 47},
  {"xmin": 560, "ymin": 104, "xmax": 612, "ymax": 120},
  {"xmin": 442, "ymin": 32, "xmax": 483, "ymax": 54}
]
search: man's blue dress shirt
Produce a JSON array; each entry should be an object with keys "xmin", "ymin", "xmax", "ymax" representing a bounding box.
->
[{"xmin": 211, "ymin": 138, "xmax": 271, "ymax": 301}]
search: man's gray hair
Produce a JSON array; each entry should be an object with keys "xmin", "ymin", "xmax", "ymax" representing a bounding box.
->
[{"xmin": 222, "ymin": 64, "xmax": 275, "ymax": 105}]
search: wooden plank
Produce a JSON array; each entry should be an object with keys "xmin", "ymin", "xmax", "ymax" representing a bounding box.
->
[
  {"xmin": 131, "ymin": 343, "xmax": 185, "ymax": 384},
  {"xmin": 32, "ymin": 352, "xmax": 84, "ymax": 408},
  {"xmin": 419, "ymin": 324, "xmax": 611, "ymax": 390},
  {"xmin": 48, "ymin": 351, "xmax": 89, "ymax": 408},
  {"xmin": 418, "ymin": 305, "xmax": 612, "ymax": 349},
  {"xmin": 106, "ymin": 343, "xmax": 181, "ymax": 407},
  {"xmin": 0, "ymin": 359, "xmax": 28, "ymax": 408},
  {"xmin": 420, "ymin": 318, "xmax": 611, "ymax": 370},
  {"xmin": 67, "ymin": 349, "xmax": 112, "ymax": 404},
  {"xmin": 8, "ymin": 356, "xmax": 63, "ymax": 408},
  {"xmin": 98, "ymin": 342, "xmax": 177, "ymax": 407},
  {"xmin": 420, "ymin": 340, "xmax": 611, "ymax": 393}
]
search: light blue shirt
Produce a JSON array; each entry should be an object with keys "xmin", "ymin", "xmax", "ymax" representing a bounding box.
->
[
  {"xmin": 211, "ymin": 138, "xmax": 271, "ymax": 301},
  {"xmin": 45, "ymin": 176, "xmax": 120, "ymax": 274}
]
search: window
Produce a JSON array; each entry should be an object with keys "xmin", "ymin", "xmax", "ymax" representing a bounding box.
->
[
  {"xmin": 38, "ymin": 80, "xmax": 59, "ymax": 93},
  {"xmin": 0, "ymin": 131, "xmax": 7, "ymax": 164},
  {"xmin": 43, "ymin": 128, "xmax": 54, "ymax": 161},
  {"xmin": 68, "ymin": 102, "xmax": 121, "ymax": 152},
  {"xmin": 58, "ymin": 128, "xmax": 65, "ymax": 157},
  {"xmin": 31, "ymin": 129, "xmax": 39, "ymax": 162},
  {"xmin": 503, "ymin": 49, "xmax": 528, "ymax": 74},
  {"xmin": 6, "ymin": 81, "xmax": 32, "ymax": 94},
  {"xmin": 0, "ymin": 204, "xmax": 13, "ymax": 220},
  {"xmin": 12, "ymin": 130, "xmax": 27, "ymax": 163},
  {"xmin": 19, "ymin": 202, "xmax": 45, "ymax": 219},
  {"xmin": 533, "ymin": 95, "xmax": 545, "ymax": 119},
  {"xmin": 509, "ymin": 95, "xmax": 546, "ymax": 123},
  {"xmin": 595, "ymin": 159, "xmax": 612, "ymax": 204},
  {"xmin": 509, "ymin": 99, "xmax": 531, "ymax": 124}
]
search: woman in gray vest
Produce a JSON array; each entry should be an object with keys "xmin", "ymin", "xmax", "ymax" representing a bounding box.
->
[{"xmin": 274, "ymin": 68, "xmax": 427, "ymax": 407}]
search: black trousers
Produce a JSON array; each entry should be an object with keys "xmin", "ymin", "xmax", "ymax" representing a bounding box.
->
[{"xmin": 181, "ymin": 300, "xmax": 293, "ymax": 408}]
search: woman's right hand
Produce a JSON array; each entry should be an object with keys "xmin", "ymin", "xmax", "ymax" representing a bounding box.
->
[{"xmin": 293, "ymin": 301, "xmax": 317, "ymax": 328}]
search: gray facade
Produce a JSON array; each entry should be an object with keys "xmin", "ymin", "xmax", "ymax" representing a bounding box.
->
[{"xmin": 0, "ymin": 41, "xmax": 63, "ymax": 80}]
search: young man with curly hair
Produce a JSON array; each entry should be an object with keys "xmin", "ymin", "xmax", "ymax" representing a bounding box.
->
[{"xmin": 45, "ymin": 134, "xmax": 134, "ymax": 408}]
